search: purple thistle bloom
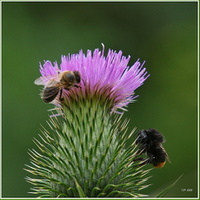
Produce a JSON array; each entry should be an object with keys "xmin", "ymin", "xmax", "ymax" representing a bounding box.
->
[{"xmin": 35, "ymin": 45, "xmax": 149, "ymax": 113}]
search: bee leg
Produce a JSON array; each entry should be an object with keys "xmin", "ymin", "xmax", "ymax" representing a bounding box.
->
[
  {"xmin": 135, "ymin": 148, "xmax": 146, "ymax": 156},
  {"xmin": 133, "ymin": 157, "xmax": 145, "ymax": 162},
  {"xmin": 59, "ymin": 89, "xmax": 64, "ymax": 101},
  {"xmin": 74, "ymin": 84, "xmax": 81, "ymax": 88},
  {"xmin": 138, "ymin": 159, "xmax": 150, "ymax": 167},
  {"xmin": 82, "ymin": 79, "xmax": 86, "ymax": 87},
  {"xmin": 133, "ymin": 157, "xmax": 150, "ymax": 167}
]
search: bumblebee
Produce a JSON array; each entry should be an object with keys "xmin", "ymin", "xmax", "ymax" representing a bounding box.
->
[
  {"xmin": 34, "ymin": 70, "xmax": 81, "ymax": 103},
  {"xmin": 135, "ymin": 128, "xmax": 170, "ymax": 168}
]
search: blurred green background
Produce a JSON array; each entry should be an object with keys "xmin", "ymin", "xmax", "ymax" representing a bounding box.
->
[{"xmin": 2, "ymin": 2, "xmax": 198, "ymax": 198}]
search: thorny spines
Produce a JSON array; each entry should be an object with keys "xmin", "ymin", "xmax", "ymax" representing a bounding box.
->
[{"xmin": 26, "ymin": 100, "xmax": 151, "ymax": 197}]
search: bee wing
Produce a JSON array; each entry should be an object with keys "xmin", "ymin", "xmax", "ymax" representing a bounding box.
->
[
  {"xmin": 165, "ymin": 151, "xmax": 171, "ymax": 163},
  {"xmin": 34, "ymin": 77, "xmax": 47, "ymax": 85},
  {"xmin": 34, "ymin": 74, "xmax": 60, "ymax": 86},
  {"xmin": 160, "ymin": 144, "xmax": 171, "ymax": 164},
  {"xmin": 45, "ymin": 79, "xmax": 60, "ymax": 87}
]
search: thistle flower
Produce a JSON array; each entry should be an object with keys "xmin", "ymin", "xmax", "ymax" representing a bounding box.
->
[
  {"xmin": 35, "ymin": 45, "xmax": 149, "ymax": 113},
  {"xmin": 26, "ymin": 45, "xmax": 151, "ymax": 197}
]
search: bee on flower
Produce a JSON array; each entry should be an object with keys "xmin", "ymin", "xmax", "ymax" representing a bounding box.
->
[{"xmin": 34, "ymin": 70, "xmax": 81, "ymax": 103}]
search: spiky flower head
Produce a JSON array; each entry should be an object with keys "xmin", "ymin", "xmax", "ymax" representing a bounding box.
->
[
  {"xmin": 26, "ymin": 45, "xmax": 151, "ymax": 198},
  {"xmin": 36, "ymin": 44, "xmax": 149, "ymax": 113}
]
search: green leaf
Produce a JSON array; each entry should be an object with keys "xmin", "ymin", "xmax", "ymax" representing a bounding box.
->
[{"xmin": 155, "ymin": 174, "xmax": 183, "ymax": 197}]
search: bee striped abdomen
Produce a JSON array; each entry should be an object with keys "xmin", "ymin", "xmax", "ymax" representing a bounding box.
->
[
  {"xmin": 154, "ymin": 162, "xmax": 166, "ymax": 168},
  {"xmin": 42, "ymin": 87, "xmax": 60, "ymax": 103}
]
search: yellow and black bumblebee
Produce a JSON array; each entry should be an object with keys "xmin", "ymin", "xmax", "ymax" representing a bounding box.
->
[{"xmin": 135, "ymin": 128, "xmax": 170, "ymax": 168}]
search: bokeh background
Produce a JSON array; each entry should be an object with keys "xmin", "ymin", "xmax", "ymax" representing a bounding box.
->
[{"xmin": 2, "ymin": 1, "xmax": 198, "ymax": 198}]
